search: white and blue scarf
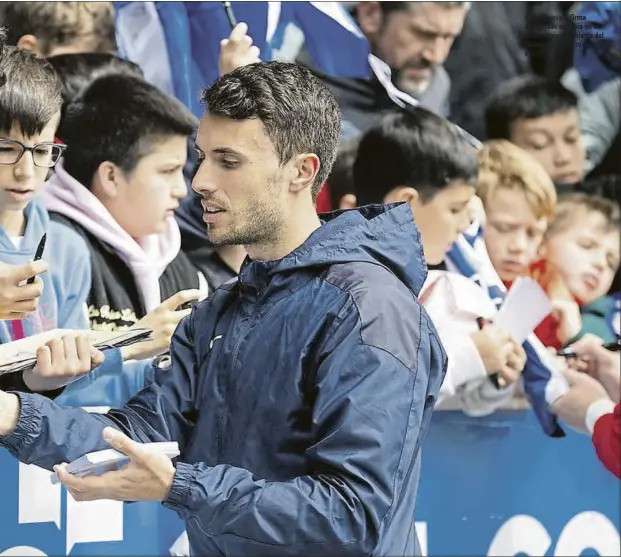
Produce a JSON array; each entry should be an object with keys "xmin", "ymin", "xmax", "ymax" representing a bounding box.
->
[{"xmin": 446, "ymin": 225, "xmax": 569, "ymax": 437}]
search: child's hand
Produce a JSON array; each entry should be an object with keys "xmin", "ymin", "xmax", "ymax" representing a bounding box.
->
[
  {"xmin": 24, "ymin": 333, "xmax": 106, "ymax": 392},
  {"xmin": 219, "ymin": 22, "xmax": 261, "ymax": 76},
  {"xmin": 550, "ymin": 299, "xmax": 582, "ymax": 345},
  {"xmin": 0, "ymin": 261, "xmax": 49, "ymax": 319},
  {"xmin": 122, "ymin": 290, "xmax": 201, "ymax": 361},
  {"xmin": 471, "ymin": 324, "xmax": 524, "ymax": 384}
]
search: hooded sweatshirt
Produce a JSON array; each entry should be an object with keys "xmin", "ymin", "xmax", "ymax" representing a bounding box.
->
[
  {"xmin": 40, "ymin": 161, "xmax": 206, "ymax": 330},
  {"xmin": 0, "ymin": 198, "xmax": 150, "ymax": 404},
  {"xmin": 0, "ymin": 198, "xmax": 90, "ymax": 342},
  {"xmin": 3, "ymin": 203, "xmax": 446, "ymax": 557}
]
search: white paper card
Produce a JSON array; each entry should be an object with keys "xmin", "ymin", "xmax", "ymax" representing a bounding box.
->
[{"xmin": 494, "ymin": 277, "xmax": 553, "ymax": 344}]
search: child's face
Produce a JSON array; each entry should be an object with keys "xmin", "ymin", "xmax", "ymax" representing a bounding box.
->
[
  {"xmin": 544, "ymin": 211, "xmax": 620, "ymax": 305},
  {"xmin": 483, "ymin": 187, "xmax": 548, "ymax": 283},
  {"xmin": 0, "ymin": 120, "xmax": 59, "ymax": 214},
  {"xmin": 105, "ymin": 134, "xmax": 188, "ymax": 238},
  {"xmin": 510, "ymin": 109, "xmax": 584, "ymax": 185},
  {"xmin": 386, "ymin": 181, "xmax": 474, "ymax": 265}
]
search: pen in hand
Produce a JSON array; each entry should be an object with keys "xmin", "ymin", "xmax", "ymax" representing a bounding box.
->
[
  {"xmin": 27, "ymin": 233, "xmax": 47, "ymax": 284},
  {"xmin": 558, "ymin": 339, "xmax": 621, "ymax": 358}
]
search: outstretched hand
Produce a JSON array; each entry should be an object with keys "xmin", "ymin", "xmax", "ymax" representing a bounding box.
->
[{"xmin": 54, "ymin": 427, "xmax": 176, "ymax": 502}]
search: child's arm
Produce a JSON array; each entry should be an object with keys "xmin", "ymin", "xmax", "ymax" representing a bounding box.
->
[{"xmin": 55, "ymin": 350, "xmax": 155, "ymax": 408}]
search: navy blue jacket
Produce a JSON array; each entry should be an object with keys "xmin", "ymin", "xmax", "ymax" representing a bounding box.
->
[{"xmin": 1, "ymin": 203, "xmax": 447, "ymax": 556}]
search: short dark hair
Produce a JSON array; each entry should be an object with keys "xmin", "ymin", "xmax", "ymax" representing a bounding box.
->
[
  {"xmin": 0, "ymin": 45, "xmax": 62, "ymax": 136},
  {"xmin": 59, "ymin": 74, "xmax": 197, "ymax": 188},
  {"xmin": 485, "ymin": 75, "xmax": 579, "ymax": 140},
  {"xmin": 0, "ymin": 1, "xmax": 115, "ymax": 56},
  {"xmin": 202, "ymin": 61, "xmax": 341, "ymax": 202},
  {"xmin": 47, "ymin": 52, "xmax": 143, "ymax": 108},
  {"xmin": 354, "ymin": 108, "xmax": 478, "ymax": 206}
]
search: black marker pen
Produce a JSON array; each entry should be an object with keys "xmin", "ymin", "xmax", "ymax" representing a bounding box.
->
[{"xmin": 27, "ymin": 233, "xmax": 47, "ymax": 284}]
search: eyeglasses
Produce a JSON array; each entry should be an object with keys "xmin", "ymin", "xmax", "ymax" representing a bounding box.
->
[{"xmin": 0, "ymin": 138, "xmax": 66, "ymax": 168}]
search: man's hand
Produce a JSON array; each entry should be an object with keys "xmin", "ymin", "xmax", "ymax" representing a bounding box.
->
[
  {"xmin": 54, "ymin": 427, "xmax": 176, "ymax": 502},
  {"xmin": 219, "ymin": 22, "xmax": 261, "ymax": 76},
  {"xmin": 567, "ymin": 334, "xmax": 620, "ymax": 403},
  {"xmin": 550, "ymin": 300, "xmax": 582, "ymax": 345},
  {"xmin": 122, "ymin": 290, "xmax": 201, "ymax": 361},
  {"xmin": 0, "ymin": 390, "xmax": 20, "ymax": 437},
  {"xmin": 0, "ymin": 261, "xmax": 49, "ymax": 319},
  {"xmin": 551, "ymin": 369, "xmax": 611, "ymax": 433},
  {"xmin": 471, "ymin": 324, "xmax": 525, "ymax": 385},
  {"xmin": 22, "ymin": 333, "xmax": 106, "ymax": 392}
]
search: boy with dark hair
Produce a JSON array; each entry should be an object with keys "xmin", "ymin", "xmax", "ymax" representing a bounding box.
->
[
  {"xmin": 485, "ymin": 75, "xmax": 585, "ymax": 186},
  {"xmin": 41, "ymin": 73, "xmax": 206, "ymax": 358},
  {"xmin": 0, "ymin": 1, "xmax": 115, "ymax": 57},
  {"xmin": 0, "ymin": 46, "xmax": 143, "ymax": 398},
  {"xmin": 46, "ymin": 52, "xmax": 143, "ymax": 111},
  {"xmin": 354, "ymin": 108, "xmax": 568, "ymax": 429}
]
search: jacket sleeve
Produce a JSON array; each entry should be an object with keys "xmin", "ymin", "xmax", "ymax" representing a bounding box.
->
[
  {"xmin": 0, "ymin": 314, "xmax": 199, "ymax": 470},
  {"xmin": 590, "ymin": 402, "xmax": 620, "ymax": 479},
  {"xmin": 163, "ymin": 296, "xmax": 444, "ymax": 556},
  {"xmin": 55, "ymin": 350, "xmax": 155, "ymax": 408}
]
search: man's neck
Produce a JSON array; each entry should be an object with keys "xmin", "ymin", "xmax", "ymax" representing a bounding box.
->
[
  {"xmin": 0, "ymin": 210, "xmax": 27, "ymax": 238},
  {"xmin": 245, "ymin": 212, "xmax": 322, "ymax": 262},
  {"xmin": 216, "ymin": 244, "xmax": 247, "ymax": 274}
]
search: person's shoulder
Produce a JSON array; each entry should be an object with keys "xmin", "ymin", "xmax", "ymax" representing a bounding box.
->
[
  {"xmin": 47, "ymin": 218, "xmax": 91, "ymax": 263},
  {"xmin": 322, "ymin": 261, "xmax": 424, "ymax": 325}
]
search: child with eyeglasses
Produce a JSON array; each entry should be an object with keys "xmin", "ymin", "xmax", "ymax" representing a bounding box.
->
[{"xmin": 0, "ymin": 46, "xmax": 148, "ymax": 401}]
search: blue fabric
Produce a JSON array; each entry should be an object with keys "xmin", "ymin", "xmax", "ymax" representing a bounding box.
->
[
  {"xmin": 574, "ymin": 2, "xmax": 621, "ymax": 93},
  {"xmin": 0, "ymin": 198, "xmax": 92, "ymax": 342},
  {"xmin": 446, "ymin": 230, "xmax": 565, "ymax": 438},
  {"xmin": 0, "ymin": 198, "xmax": 151, "ymax": 405},
  {"xmin": 1, "ymin": 203, "xmax": 446, "ymax": 557},
  {"xmin": 115, "ymin": 1, "xmax": 370, "ymax": 118},
  {"xmin": 56, "ymin": 350, "xmax": 154, "ymax": 408}
]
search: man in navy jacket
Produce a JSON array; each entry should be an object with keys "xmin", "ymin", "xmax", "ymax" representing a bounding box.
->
[{"xmin": 0, "ymin": 62, "xmax": 446, "ymax": 556}]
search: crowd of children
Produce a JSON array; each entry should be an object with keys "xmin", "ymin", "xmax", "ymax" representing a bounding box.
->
[{"xmin": 0, "ymin": 1, "xmax": 618, "ymax": 447}]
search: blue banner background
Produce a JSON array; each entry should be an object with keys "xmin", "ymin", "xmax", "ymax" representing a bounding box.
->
[{"xmin": 1, "ymin": 410, "xmax": 619, "ymax": 556}]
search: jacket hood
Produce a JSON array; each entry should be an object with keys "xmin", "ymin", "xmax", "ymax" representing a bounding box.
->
[
  {"xmin": 239, "ymin": 203, "xmax": 427, "ymax": 297},
  {"xmin": 0, "ymin": 198, "xmax": 49, "ymax": 261}
]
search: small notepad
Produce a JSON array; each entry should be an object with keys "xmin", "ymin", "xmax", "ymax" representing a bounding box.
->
[
  {"xmin": 50, "ymin": 442, "xmax": 180, "ymax": 485},
  {"xmin": 0, "ymin": 328, "xmax": 153, "ymax": 377},
  {"xmin": 494, "ymin": 277, "xmax": 553, "ymax": 344}
]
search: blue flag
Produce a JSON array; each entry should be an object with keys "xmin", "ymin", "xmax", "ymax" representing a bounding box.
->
[{"xmin": 115, "ymin": 1, "xmax": 370, "ymax": 118}]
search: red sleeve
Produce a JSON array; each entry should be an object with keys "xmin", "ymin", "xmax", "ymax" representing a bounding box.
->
[
  {"xmin": 592, "ymin": 402, "xmax": 621, "ymax": 479},
  {"xmin": 315, "ymin": 183, "xmax": 332, "ymax": 213}
]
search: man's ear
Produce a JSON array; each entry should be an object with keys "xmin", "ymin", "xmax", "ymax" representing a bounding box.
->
[
  {"xmin": 339, "ymin": 193, "xmax": 357, "ymax": 210},
  {"xmin": 16, "ymin": 34, "xmax": 40, "ymax": 55},
  {"xmin": 384, "ymin": 186, "xmax": 420, "ymax": 205},
  {"xmin": 289, "ymin": 153, "xmax": 320, "ymax": 195},
  {"xmin": 92, "ymin": 161, "xmax": 122, "ymax": 199},
  {"xmin": 356, "ymin": 2, "xmax": 384, "ymax": 39}
]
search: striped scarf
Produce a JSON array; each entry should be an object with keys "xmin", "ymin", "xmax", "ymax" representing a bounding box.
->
[{"xmin": 446, "ymin": 225, "xmax": 569, "ymax": 437}]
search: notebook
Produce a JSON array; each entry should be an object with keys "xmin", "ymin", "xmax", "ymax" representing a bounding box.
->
[
  {"xmin": 50, "ymin": 441, "xmax": 180, "ymax": 485},
  {"xmin": 0, "ymin": 328, "xmax": 153, "ymax": 377}
]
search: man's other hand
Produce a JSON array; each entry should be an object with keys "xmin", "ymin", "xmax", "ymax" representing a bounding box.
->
[{"xmin": 54, "ymin": 427, "xmax": 176, "ymax": 502}]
